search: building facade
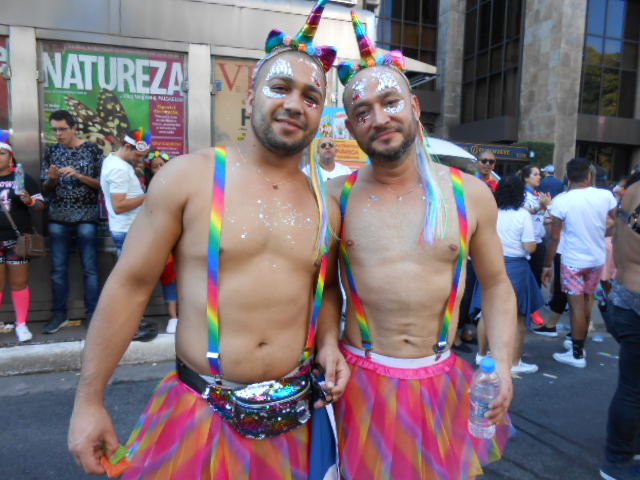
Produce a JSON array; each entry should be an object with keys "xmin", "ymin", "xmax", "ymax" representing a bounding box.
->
[{"xmin": 375, "ymin": 0, "xmax": 640, "ymax": 178}]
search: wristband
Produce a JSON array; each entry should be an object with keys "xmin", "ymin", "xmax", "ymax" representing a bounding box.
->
[{"xmin": 26, "ymin": 197, "xmax": 36, "ymax": 207}]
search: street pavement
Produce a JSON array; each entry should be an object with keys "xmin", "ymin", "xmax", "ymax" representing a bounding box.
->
[{"xmin": 0, "ymin": 318, "xmax": 617, "ymax": 480}]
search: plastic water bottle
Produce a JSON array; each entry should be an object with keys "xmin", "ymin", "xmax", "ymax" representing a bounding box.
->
[
  {"xmin": 14, "ymin": 163, "xmax": 24, "ymax": 194},
  {"xmin": 468, "ymin": 357, "xmax": 501, "ymax": 439}
]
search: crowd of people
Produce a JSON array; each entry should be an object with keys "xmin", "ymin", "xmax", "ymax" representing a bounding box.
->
[
  {"xmin": 1, "ymin": 0, "xmax": 638, "ymax": 478},
  {"xmin": 0, "ymin": 111, "xmax": 178, "ymax": 343}
]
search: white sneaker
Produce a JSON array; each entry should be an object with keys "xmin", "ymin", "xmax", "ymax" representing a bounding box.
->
[
  {"xmin": 16, "ymin": 323, "xmax": 33, "ymax": 342},
  {"xmin": 166, "ymin": 318, "xmax": 178, "ymax": 334},
  {"xmin": 563, "ymin": 336, "xmax": 573, "ymax": 351},
  {"xmin": 511, "ymin": 360, "xmax": 539, "ymax": 375},
  {"xmin": 553, "ymin": 349, "xmax": 586, "ymax": 368},
  {"xmin": 475, "ymin": 351, "xmax": 490, "ymax": 366}
]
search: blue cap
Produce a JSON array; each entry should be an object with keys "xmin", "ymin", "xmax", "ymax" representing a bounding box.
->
[{"xmin": 480, "ymin": 357, "xmax": 496, "ymax": 373}]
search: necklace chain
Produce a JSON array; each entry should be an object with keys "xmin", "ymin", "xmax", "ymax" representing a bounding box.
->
[
  {"xmin": 236, "ymin": 145, "xmax": 292, "ymax": 190},
  {"xmin": 383, "ymin": 182, "xmax": 422, "ymax": 200}
]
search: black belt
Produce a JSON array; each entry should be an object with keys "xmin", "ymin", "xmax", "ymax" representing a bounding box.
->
[{"xmin": 176, "ymin": 357, "xmax": 212, "ymax": 394}]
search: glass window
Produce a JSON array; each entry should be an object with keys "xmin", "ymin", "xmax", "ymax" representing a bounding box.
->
[
  {"xmin": 604, "ymin": 39, "xmax": 622, "ymax": 67},
  {"xmin": 461, "ymin": 0, "xmax": 523, "ymax": 123},
  {"xmin": 478, "ymin": 2, "xmax": 492, "ymax": 51},
  {"xmin": 405, "ymin": 0, "xmax": 420, "ymax": 22},
  {"xmin": 581, "ymin": 65, "xmax": 602, "ymax": 114},
  {"xmin": 391, "ymin": 0, "xmax": 403, "ymax": 19},
  {"xmin": 586, "ymin": 35, "xmax": 604, "ymax": 64},
  {"xmin": 423, "ymin": 0, "xmax": 438, "ymax": 24},
  {"xmin": 587, "ymin": 0, "xmax": 607, "ymax": 35},
  {"xmin": 464, "ymin": 10, "xmax": 478, "ymax": 56},
  {"xmin": 579, "ymin": 0, "xmax": 639, "ymax": 117},
  {"xmin": 463, "ymin": 58, "xmax": 476, "ymax": 82},
  {"xmin": 476, "ymin": 51, "xmax": 489, "ymax": 77},
  {"xmin": 503, "ymin": 68, "xmax": 518, "ymax": 115},
  {"xmin": 506, "ymin": 0, "xmax": 522, "ymax": 38},
  {"xmin": 492, "ymin": 0, "xmax": 507, "ymax": 45},
  {"xmin": 404, "ymin": 23, "xmax": 420, "ymax": 46},
  {"xmin": 474, "ymin": 78, "xmax": 488, "ymax": 120},
  {"xmin": 422, "ymin": 27, "xmax": 437, "ymax": 50},
  {"xmin": 622, "ymin": 42, "xmax": 638, "ymax": 69},
  {"xmin": 600, "ymin": 68, "xmax": 620, "ymax": 115},
  {"xmin": 462, "ymin": 84, "xmax": 474, "ymax": 123},
  {"xmin": 490, "ymin": 45, "xmax": 504, "ymax": 73},
  {"xmin": 488, "ymin": 74, "xmax": 502, "ymax": 117},
  {"xmin": 618, "ymin": 70, "xmax": 637, "ymax": 117},
  {"xmin": 606, "ymin": 0, "xmax": 626, "ymax": 38},
  {"xmin": 624, "ymin": 0, "xmax": 640, "ymax": 39}
]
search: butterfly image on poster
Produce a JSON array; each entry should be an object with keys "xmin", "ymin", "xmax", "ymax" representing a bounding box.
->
[{"xmin": 62, "ymin": 88, "xmax": 131, "ymax": 155}]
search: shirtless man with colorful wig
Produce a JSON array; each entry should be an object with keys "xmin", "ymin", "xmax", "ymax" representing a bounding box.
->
[
  {"xmin": 324, "ymin": 11, "xmax": 516, "ymax": 479},
  {"xmin": 68, "ymin": 2, "xmax": 348, "ymax": 478}
]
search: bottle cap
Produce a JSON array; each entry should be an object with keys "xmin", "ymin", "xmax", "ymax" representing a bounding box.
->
[{"xmin": 480, "ymin": 357, "xmax": 496, "ymax": 373}]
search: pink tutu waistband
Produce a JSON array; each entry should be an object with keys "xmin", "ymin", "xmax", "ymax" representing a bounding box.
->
[{"xmin": 339, "ymin": 343, "xmax": 456, "ymax": 380}]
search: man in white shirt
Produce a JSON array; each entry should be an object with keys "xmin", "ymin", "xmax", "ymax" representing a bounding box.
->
[
  {"xmin": 303, "ymin": 137, "xmax": 352, "ymax": 181},
  {"xmin": 543, "ymin": 157, "xmax": 617, "ymax": 368},
  {"xmin": 100, "ymin": 131, "xmax": 149, "ymax": 255}
]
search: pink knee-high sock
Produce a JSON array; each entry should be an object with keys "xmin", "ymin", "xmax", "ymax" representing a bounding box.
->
[{"xmin": 12, "ymin": 287, "xmax": 30, "ymax": 325}]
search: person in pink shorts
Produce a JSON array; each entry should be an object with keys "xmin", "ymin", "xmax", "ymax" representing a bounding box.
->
[{"xmin": 543, "ymin": 158, "xmax": 617, "ymax": 368}]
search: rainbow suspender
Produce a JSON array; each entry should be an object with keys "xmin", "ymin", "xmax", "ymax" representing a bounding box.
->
[
  {"xmin": 207, "ymin": 146, "xmax": 328, "ymax": 376},
  {"xmin": 339, "ymin": 167, "xmax": 468, "ymax": 357}
]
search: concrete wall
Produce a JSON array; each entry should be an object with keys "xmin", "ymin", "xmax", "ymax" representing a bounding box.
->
[
  {"xmin": 434, "ymin": 0, "xmax": 466, "ymax": 138},
  {"xmin": 518, "ymin": 0, "xmax": 587, "ymax": 177}
]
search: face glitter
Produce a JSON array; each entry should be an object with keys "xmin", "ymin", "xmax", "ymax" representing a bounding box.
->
[
  {"xmin": 304, "ymin": 99, "xmax": 319, "ymax": 110},
  {"xmin": 262, "ymin": 85, "xmax": 286, "ymax": 99},
  {"xmin": 357, "ymin": 114, "xmax": 370, "ymax": 126},
  {"xmin": 384, "ymin": 99, "xmax": 405, "ymax": 115},
  {"xmin": 265, "ymin": 58, "xmax": 293, "ymax": 82},
  {"xmin": 373, "ymin": 71, "xmax": 402, "ymax": 94},
  {"xmin": 352, "ymin": 80, "xmax": 367, "ymax": 102}
]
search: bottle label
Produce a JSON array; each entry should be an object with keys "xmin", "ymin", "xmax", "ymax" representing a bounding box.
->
[{"xmin": 471, "ymin": 400, "xmax": 490, "ymax": 419}]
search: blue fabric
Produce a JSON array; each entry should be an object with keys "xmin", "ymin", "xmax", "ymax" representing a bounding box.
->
[
  {"xmin": 49, "ymin": 222, "xmax": 100, "ymax": 317},
  {"xmin": 471, "ymin": 256, "xmax": 545, "ymax": 324},
  {"xmin": 604, "ymin": 303, "xmax": 640, "ymax": 464},
  {"xmin": 309, "ymin": 373, "xmax": 339, "ymax": 480},
  {"xmin": 162, "ymin": 281, "xmax": 177, "ymax": 302},
  {"xmin": 111, "ymin": 230, "xmax": 127, "ymax": 257},
  {"xmin": 538, "ymin": 175, "xmax": 564, "ymax": 198}
]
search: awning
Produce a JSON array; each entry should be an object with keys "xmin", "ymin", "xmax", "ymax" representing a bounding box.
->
[{"xmin": 425, "ymin": 137, "xmax": 476, "ymax": 160}]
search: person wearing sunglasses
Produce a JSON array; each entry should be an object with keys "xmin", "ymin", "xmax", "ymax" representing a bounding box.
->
[
  {"xmin": 476, "ymin": 150, "xmax": 498, "ymax": 193},
  {"xmin": 303, "ymin": 137, "xmax": 351, "ymax": 181}
]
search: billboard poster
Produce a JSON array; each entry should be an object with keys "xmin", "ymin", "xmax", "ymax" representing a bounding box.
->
[
  {"xmin": 214, "ymin": 57, "xmax": 256, "ymax": 144},
  {"xmin": 0, "ymin": 37, "xmax": 9, "ymax": 130},
  {"xmin": 41, "ymin": 41, "xmax": 186, "ymax": 157},
  {"xmin": 313, "ymin": 106, "xmax": 367, "ymax": 171}
]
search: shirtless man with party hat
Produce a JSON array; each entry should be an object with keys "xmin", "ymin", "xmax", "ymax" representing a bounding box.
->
[
  {"xmin": 324, "ymin": 11, "xmax": 516, "ymax": 479},
  {"xmin": 68, "ymin": 2, "xmax": 349, "ymax": 478}
]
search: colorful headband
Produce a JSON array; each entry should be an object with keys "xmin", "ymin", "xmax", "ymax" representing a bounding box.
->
[
  {"xmin": 257, "ymin": 0, "xmax": 337, "ymax": 75},
  {"xmin": 337, "ymin": 10, "xmax": 407, "ymax": 86},
  {"xmin": 148, "ymin": 151, "xmax": 169, "ymax": 161},
  {"xmin": 0, "ymin": 130, "xmax": 12, "ymax": 153},
  {"xmin": 124, "ymin": 127, "xmax": 152, "ymax": 152}
]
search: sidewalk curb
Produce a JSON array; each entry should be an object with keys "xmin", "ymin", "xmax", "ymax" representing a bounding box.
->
[{"xmin": 0, "ymin": 334, "xmax": 175, "ymax": 376}]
